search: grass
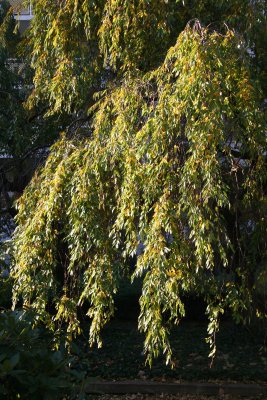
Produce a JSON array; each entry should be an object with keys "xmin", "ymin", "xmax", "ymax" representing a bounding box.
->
[
  {"xmin": 89, "ymin": 395, "xmax": 267, "ymax": 400},
  {"xmin": 73, "ymin": 319, "xmax": 267, "ymax": 383}
]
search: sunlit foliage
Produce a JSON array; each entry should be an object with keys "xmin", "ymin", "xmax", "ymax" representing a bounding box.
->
[{"xmin": 12, "ymin": 1, "xmax": 267, "ymax": 365}]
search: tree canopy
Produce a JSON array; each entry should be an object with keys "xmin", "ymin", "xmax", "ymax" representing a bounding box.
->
[{"xmin": 11, "ymin": 0, "xmax": 267, "ymax": 364}]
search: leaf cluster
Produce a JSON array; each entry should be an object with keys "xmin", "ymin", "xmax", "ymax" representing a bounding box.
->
[
  {"xmin": 0, "ymin": 310, "xmax": 84, "ymax": 399},
  {"xmin": 13, "ymin": 22, "xmax": 267, "ymax": 364},
  {"xmin": 27, "ymin": 0, "xmax": 267, "ymax": 115}
]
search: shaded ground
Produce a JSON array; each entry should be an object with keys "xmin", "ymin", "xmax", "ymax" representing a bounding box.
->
[
  {"xmin": 90, "ymin": 395, "xmax": 267, "ymax": 400},
  {"xmin": 75, "ymin": 320, "xmax": 267, "ymax": 383}
]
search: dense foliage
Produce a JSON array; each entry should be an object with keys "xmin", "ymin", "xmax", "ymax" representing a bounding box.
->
[
  {"xmin": 0, "ymin": 1, "xmax": 73, "ymax": 273},
  {"xmin": 0, "ymin": 0, "xmax": 62, "ymax": 159},
  {"xmin": 11, "ymin": 0, "xmax": 267, "ymax": 365},
  {"xmin": 0, "ymin": 310, "xmax": 86, "ymax": 399}
]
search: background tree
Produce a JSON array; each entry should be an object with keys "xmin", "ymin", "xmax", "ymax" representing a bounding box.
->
[
  {"xmin": 12, "ymin": 0, "xmax": 267, "ymax": 364},
  {"xmin": 0, "ymin": 0, "xmax": 80, "ymax": 176}
]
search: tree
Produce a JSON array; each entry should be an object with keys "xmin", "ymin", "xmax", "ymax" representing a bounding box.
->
[
  {"xmin": 0, "ymin": 0, "xmax": 78, "ymax": 224},
  {"xmin": 12, "ymin": 0, "xmax": 267, "ymax": 364},
  {"xmin": 0, "ymin": 1, "xmax": 75, "ymax": 278}
]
